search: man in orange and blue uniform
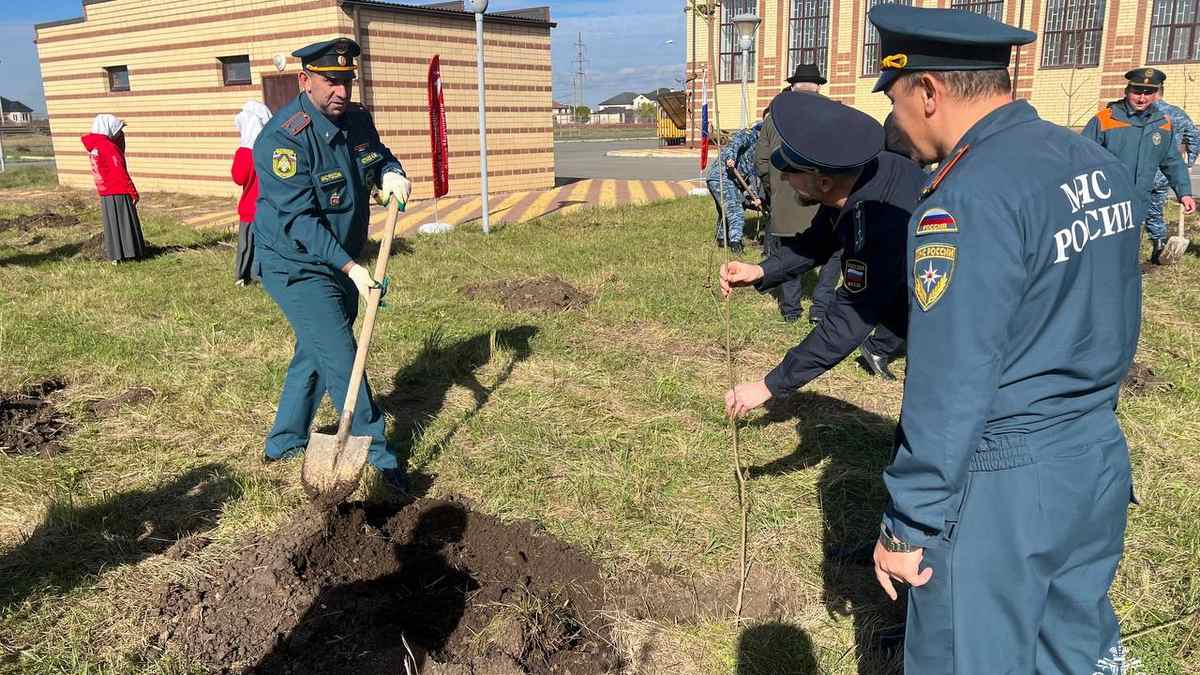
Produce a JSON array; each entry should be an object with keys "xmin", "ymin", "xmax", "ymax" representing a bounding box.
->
[{"xmin": 1083, "ymin": 68, "xmax": 1196, "ymax": 262}]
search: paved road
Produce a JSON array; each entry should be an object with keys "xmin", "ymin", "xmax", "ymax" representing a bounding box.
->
[{"xmin": 555, "ymin": 139, "xmax": 703, "ymax": 183}]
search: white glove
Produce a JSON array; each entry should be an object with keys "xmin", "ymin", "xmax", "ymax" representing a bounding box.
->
[
  {"xmin": 380, "ymin": 171, "xmax": 412, "ymax": 206},
  {"xmin": 346, "ymin": 263, "xmax": 379, "ymax": 299}
]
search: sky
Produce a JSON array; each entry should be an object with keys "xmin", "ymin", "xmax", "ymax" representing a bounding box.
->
[{"xmin": 0, "ymin": 0, "xmax": 686, "ymax": 113}]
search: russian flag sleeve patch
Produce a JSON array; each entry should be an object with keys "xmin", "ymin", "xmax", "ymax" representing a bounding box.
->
[{"xmin": 915, "ymin": 208, "xmax": 959, "ymax": 236}]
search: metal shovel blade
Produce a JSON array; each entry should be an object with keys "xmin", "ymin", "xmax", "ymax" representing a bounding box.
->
[
  {"xmin": 1162, "ymin": 234, "xmax": 1190, "ymax": 265},
  {"xmin": 300, "ymin": 431, "xmax": 371, "ymax": 503}
]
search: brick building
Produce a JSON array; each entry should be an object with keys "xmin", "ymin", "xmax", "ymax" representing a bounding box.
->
[
  {"xmin": 35, "ymin": 0, "xmax": 555, "ymax": 199},
  {"xmin": 686, "ymin": 0, "xmax": 1200, "ymax": 135}
]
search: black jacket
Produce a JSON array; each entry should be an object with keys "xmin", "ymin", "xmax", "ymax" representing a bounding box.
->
[{"xmin": 756, "ymin": 151, "xmax": 924, "ymax": 396}]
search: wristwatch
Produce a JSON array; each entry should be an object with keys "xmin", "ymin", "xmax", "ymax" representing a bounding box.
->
[{"xmin": 879, "ymin": 522, "xmax": 918, "ymax": 553}]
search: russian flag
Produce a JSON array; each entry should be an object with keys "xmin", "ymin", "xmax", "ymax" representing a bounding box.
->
[{"xmin": 699, "ymin": 70, "xmax": 710, "ymax": 171}]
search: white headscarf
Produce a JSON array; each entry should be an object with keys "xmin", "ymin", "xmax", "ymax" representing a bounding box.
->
[
  {"xmin": 90, "ymin": 114, "xmax": 126, "ymax": 138},
  {"xmin": 235, "ymin": 101, "xmax": 273, "ymax": 149}
]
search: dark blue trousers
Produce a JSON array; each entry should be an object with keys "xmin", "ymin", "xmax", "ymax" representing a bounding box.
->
[
  {"xmin": 259, "ymin": 263, "xmax": 395, "ymax": 469},
  {"xmin": 905, "ymin": 429, "xmax": 1131, "ymax": 674}
]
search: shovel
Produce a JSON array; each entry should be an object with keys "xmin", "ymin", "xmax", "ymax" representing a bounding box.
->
[
  {"xmin": 301, "ymin": 196, "xmax": 404, "ymax": 503},
  {"xmin": 1161, "ymin": 204, "xmax": 1190, "ymax": 265}
]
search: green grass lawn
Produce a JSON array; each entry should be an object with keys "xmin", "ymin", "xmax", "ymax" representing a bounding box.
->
[
  {"xmin": 1, "ymin": 133, "xmax": 55, "ymax": 161},
  {"xmin": 0, "ymin": 188, "xmax": 1197, "ymax": 673},
  {"xmin": 554, "ymin": 125, "xmax": 658, "ymax": 141}
]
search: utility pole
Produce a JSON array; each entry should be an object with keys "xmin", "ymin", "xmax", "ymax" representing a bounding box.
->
[{"xmin": 572, "ymin": 32, "xmax": 587, "ymax": 132}]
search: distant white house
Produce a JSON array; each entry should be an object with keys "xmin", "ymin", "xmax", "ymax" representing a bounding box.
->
[
  {"xmin": 552, "ymin": 100, "xmax": 573, "ymax": 125},
  {"xmin": 597, "ymin": 91, "xmax": 653, "ymax": 112},
  {"xmin": 591, "ymin": 106, "xmax": 637, "ymax": 125},
  {"xmin": 0, "ymin": 98, "xmax": 34, "ymax": 126}
]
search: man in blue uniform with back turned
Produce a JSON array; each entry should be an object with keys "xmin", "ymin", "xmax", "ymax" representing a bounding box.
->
[
  {"xmin": 1083, "ymin": 68, "xmax": 1196, "ymax": 264},
  {"xmin": 253, "ymin": 38, "xmax": 412, "ymax": 489},
  {"xmin": 869, "ymin": 5, "xmax": 1143, "ymax": 673},
  {"xmin": 721, "ymin": 92, "xmax": 924, "ymax": 415}
]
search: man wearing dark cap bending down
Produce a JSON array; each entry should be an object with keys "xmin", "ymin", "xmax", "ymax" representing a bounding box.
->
[
  {"xmin": 868, "ymin": 5, "xmax": 1142, "ymax": 673},
  {"xmin": 721, "ymin": 92, "xmax": 925, "ymax": 414},
  {"xmin": 253, "ymin": 38, "xmax": 412, "ymax": 491}
]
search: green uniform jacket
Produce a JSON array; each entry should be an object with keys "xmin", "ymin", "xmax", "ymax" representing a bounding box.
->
[
  {"xmin": 1082, "ymin": 99, "xmax": 1191, "ymax": 202},
  {"xmin": 755, "ymin": 112, "xmax": 820, "ymax": 235},
  {"xmin": 252, "ymin": 93, "xmax": 404, "ymax": 276}
]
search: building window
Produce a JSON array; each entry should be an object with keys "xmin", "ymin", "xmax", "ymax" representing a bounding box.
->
[
  {"xmin": 788, "ymin": 0, "xmax": 831, "ymax": 75},
  {"xmin": 864, "ymin": 0, "xmax": 913, "ymax": 76},
  {"xmin": 105, "ymin": 66, "xmax": 129, "ymax": 92},
  {"xmin": 720, "ymin": 0, "xmax": 757, "ymax": 82},
  {"xmin": 951, "ymin": 0, "xmax": 1005, "ymax": 21},
  {"xmin": 220, "ymin": 55, "xmax": 252, "ymax": 85},
  {"xmin": 1042, "ymin": 0, "xmax": 1106, "ymax": 68},
  {"xmin": 1148, "ymin": 0, "xmax": 1200, "ymax": 63}
]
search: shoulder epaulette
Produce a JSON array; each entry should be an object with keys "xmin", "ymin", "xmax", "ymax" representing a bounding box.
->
[
  {"xmin": 281, "ymin": 112, "xmax": 311, "ymax": 136},
  {"xmin": 922, "ymin": 144, "xmax": 970, "ymax": 199}
]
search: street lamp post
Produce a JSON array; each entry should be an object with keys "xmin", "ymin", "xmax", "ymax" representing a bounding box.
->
[
  {"xmin": 733, "ymin": 14, "xmax": 760, "ymax": 130},
  {"xmin": 733, "ymin": 15, "xmax": 761, "ymax": 128},
  {"xmin": 465, "ymin": 0, "xmax": 491, "ymax": 234}
]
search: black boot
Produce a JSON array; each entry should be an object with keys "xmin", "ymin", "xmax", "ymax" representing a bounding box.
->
[
  {"xmin": 1151, "ymin": 238, "xmax": 1166, "ymax": 265},
  {"xmin": 857, "ymin": 345, "xmax": 898, "ymax": 381},
  {"xmin": 729, "ymin": 240, "xmax": 745, "ymax": 255}
]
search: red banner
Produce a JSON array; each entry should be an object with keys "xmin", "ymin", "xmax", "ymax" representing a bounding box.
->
[{"xmin": 427, "ymin": 55, "xmax": 450, "ymax": 199}]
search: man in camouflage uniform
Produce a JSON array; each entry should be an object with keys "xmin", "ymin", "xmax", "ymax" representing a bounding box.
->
[
  {"xmin": 1148, "ymin": 88, "xmax": 1199, "ymax": 263},
  {"xmin": 706, "ymin": 121, "xmax": 763, "ymax": 254}
]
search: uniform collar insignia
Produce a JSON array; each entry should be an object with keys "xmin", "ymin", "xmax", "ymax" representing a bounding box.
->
[{"xmin": 922, "ymin": 145, "xmax": 970, "ymax": 199}]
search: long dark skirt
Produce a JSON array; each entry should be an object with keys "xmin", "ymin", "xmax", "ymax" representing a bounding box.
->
[
  {"xmin": 235, "ymin": 221, "xmax": 256, "ymax": 283},
  {"xmin": 100, "ymin": 194, "xmax": 146, "ymax": 262}
]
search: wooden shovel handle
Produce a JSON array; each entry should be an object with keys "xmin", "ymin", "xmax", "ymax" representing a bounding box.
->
[
  {"xmin": 1181, "ymin": 203, "xmax": 1188, "ymax": 238},
  {"xmin": 336, "ymin": 197, "xmax": 405, "ymax": 444}
]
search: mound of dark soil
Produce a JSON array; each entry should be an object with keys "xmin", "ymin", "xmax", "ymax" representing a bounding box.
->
[
  {"xmin": 463, "ymin": 277, "xmax": 589, "ymax": 313},
  {"xmin": 0, "ymin": 378, "xmax": 72, "ymax": 457},
  {"xmin": 0, "ymin": 211, "xmax": 80, "ymax": 233},
  {"xmin": 1122, "ymin": 361, "xmax": 1170, "ymax": 395},
  {"xmin": 153, "ymin": 498, "xmax": 619, "ymax": 675},
  {"xmin": 88, "ymin": 386, "xmax": 156, "ymax": 416},
  {"xmin": 79, "ymin": 232, "xmax": 107, "ymax": 261}
]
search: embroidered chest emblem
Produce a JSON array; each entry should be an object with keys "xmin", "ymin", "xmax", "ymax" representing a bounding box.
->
[{"xmin": 1152, "ymin": 131, "xmax": 1163, "ymax": 145}]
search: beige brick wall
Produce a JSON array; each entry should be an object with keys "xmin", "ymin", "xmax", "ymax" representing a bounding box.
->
[
  {"xmin": 688, "ymin": 0, "xmax": 1200, "ymax": 131},
  {"xmin": 37, "ymin": 0, "xmax": 554, "ymax": 199}
]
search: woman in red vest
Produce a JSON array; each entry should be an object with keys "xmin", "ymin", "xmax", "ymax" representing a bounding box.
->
[
  {"xmin": 231, "ymin": 101, "xmax": 272, "ymax": 285},
  {"xmin": 81, "ymin": 114, "xmax": 144, "ymax": 263}
]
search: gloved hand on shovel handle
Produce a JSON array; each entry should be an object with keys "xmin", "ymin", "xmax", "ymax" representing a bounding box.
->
[
  {"xmin": 343, "ymin": 262, "xmax": 389, "ymax": 303},
  {"xmin": 379, "ymin": 171, "xmax": 412, "ymax": 207}
]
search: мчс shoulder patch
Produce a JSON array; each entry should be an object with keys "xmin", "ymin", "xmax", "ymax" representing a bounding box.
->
[
  {"xmin": 272, "ymin": 148, "xmax": 298, "ymax": 179},
  {"xmin": 843, "ymin": 259, "xmax": 868, "ymax": 293},
  {"xmin": 915, "ymin": 208, "xmax": 958, "ymax": 236},
  {"xmin": 913, "ymin": 243, "xmax": 956, "ymax": 311}
]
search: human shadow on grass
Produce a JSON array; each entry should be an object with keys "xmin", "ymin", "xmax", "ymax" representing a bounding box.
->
[
  {"xmin": 252, "ymin": 502, "xmax": 473, "ymax": 674},
  {"xmin": 736, "ymin": 621, "xmax": 818, "ymax": 675},
  {"xmin": 746, "ymin": 392, "xmax": 905, "ymax": 675},
  {"xmin": 378, "ymin": 325, "xmax": 538, "ymax": 497},
  {"xmin": 0, "ymin": 463, "xmax": 242, "ymax": 612},
  {"xmin": 0, "ymin": 234, "xmax": 234, "ymax": 267}
]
